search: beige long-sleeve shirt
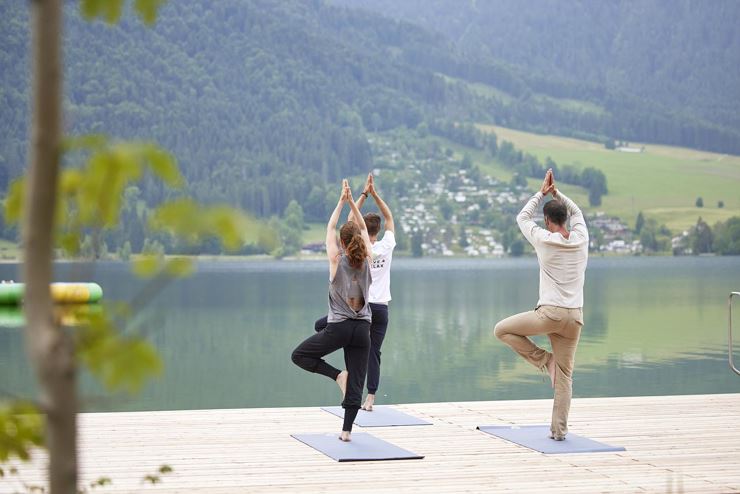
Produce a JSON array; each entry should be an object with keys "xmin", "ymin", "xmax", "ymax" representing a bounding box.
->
[{"xmin": 516, "ymin": 191, "xmax": 589, "ymax": 309}]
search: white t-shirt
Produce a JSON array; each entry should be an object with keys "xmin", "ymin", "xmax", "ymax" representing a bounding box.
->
[
  {"xmin": 516, "ymin": 191, "xmax": 589, "ymax": 309},
  {"xmin": 368, "ymin": 231, "xmax": 396, "ymax": 304}
]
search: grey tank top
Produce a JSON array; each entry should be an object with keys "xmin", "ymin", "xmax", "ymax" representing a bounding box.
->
[{"xmin": 327, "ymin": 254, "xmax": 372, "ymax": 323}]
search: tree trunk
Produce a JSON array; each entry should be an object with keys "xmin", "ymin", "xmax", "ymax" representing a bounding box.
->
[{"xmin": 25, "ymin": 1, "xmax": 78, "ymax": 493}]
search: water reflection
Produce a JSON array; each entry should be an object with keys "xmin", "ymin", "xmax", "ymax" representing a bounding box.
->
[{"xmin": 0, "ymin": 257, "xmax": 738, "ymax": 411}]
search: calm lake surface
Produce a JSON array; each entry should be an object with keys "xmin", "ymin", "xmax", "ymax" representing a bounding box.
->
[{"xmin": 1, "ymin": 256, "xmax": 739, "ymax": 412}]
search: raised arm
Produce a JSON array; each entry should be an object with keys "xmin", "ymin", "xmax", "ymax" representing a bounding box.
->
[
  {"xmin": 368, "ymin": 174, "xmax": 394, "ymax": 233},
  {"xmin": 517, "ymin": 192, "xmax": 545, "ymax": 246},
  {"xmin": 326, "ymin": 182, "xmax": 347, "ymax": 266},
  {"xmin": 517, "ymin": 169, "xmax": 552, "ymax": 246},
  {"xmin": 348, "ymin": 174, "xmax": 370, "ymax": 225},
  {"xmin": 552, "ymin": 189, "xmax": 588, "ymax": 238},
  {"xmin": 345, "ymin": 184, "xmax": 373, "ymax": 256}
]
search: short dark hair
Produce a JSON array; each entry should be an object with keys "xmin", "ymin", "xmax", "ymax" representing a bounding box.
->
[
  {"xmin": 543, "ymin": 199, "xmax": 567, "ymax": 226},
  {"xmin": 364, "ymin": 213, "xmax": 381, "ymax": 236}
]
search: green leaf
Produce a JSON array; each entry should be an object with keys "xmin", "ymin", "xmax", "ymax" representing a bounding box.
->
[
  {"xmin": 0, "ymin": 401, "xmax": 45, "ymax": 463},
  {"xmin": 159, "ymin": 465, "xmax": 173, "ymax": 474},
  {"xmin": 77, "ymin": 152, "xmax": 110, "ymax": 225},
  {"xmin": 4, "ymin": 179, "xmax": 25, "ymax": 226},
  {"xmin": 76, "ymin": 313, "xmax": 162, "ymax": 394},
  {"xmin": 107, "ymin": 301, "xmax": 133, "ymax": 320},
  {"xmin": 164, "ymin": 258, "xmax": 194, "ymax": 278},
  {"xmin": 205, "ymin": 206, "xmax": 248, "ymax": 252},
  {"xmin": 142, "ymin": 145, "xmax": 182, "ymax": 188},
  {"xmin": 80, "ymin": 0, "xmax": 125, "ymax": 23},
  {"xmin": 93, "ymin": 477, "xmax": 112, "ymax": 487},
  {"xmin": 131, "ymin": 255, "xmax": 161, "ymax": 278},
  {"xmin": 150, "ymin": 199, "xmax": 258, "ymax": 252},
  {"xmin": 149, "ymin": 198, "xmax": 200, "ymax": 242},
  {"xmin": 143, "ymin": 474, "xmax": 160, "ymax": 484},
  {"xmin": 80, "ymin": 0, "xmax": 104, "ymax": 19},
  {"xmin": 60, "ymin": 169, "xmax": 83, "ymax": 195},
  {"xmin": 59, "ymin": 232, "xmax": 81, "ymax": 256},
  {"xmin": 113, "ymin": 338, "xmax": 162, "ymax": 393},
  {"xmin": 134, "ymin": 0, "xmax": 167, "ymax": 25},
  {"xmin": 102, "ymin": 0, "xmax": 123, "ymax": 24},
  {"xmin": 92, "ymin": 152, "xmax": 122, "ymax": 226},
  {"xmin": 53, "ymin": 137, "xmax": 187, "ymax": 257}
]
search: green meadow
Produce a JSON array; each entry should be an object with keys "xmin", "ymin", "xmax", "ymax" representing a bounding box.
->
[
  {"xmin": 0, "ymin": 239, "xmax": 20, "ymax": 260},
  {"xmin": 303, "ymin": 222, "xmax": 328, "ymax": 245},
  {"xmin": 478, "ymin": 125, "xmax": 740, "ymax": 231},
  {"xmin": 276, "ymin": 124, "xmax": 740, "ymax": 248}
]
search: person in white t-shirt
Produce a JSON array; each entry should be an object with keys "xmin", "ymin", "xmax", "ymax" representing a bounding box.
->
[
  {"xmin": 494, "ymin": 168, "xmax": 588, "ymax": 441},
  {"xmin": 314, "ymin": 173, "xmax": 396, "ymax": 412}
]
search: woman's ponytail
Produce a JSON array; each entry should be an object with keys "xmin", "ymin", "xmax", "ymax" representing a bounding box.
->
[{"xmin": 340, "ymin": 222, "xmax": 368, "ymax": 269}]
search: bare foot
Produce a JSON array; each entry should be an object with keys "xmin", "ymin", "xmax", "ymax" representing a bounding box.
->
[
  {"xmin": 339, "ymin": 431, "xmax": 351, "ymax": 442},
  {"xmin": 549, "ymin": 432, "xmax": 565, "ymax": 441},
  {"xmin": 336, "ymin": 370, "xmax": 348, "ymax": 398},
  {"xmin": 362, "ymin": 394, "xmax": 375, "ymax": 411},
  {"xmin": 546, "ymin": 356, "xmax": 556, "ymax": 388}
]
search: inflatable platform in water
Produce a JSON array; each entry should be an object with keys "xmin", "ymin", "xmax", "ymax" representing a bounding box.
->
[{"xmin": 0, "ymin": 282, "xmax": 103, "ymax": 305}]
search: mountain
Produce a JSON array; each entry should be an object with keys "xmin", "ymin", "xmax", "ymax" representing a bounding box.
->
[
  {"xmin": 331, "ymin": 0, "xmax": 740, "ymax": 148},
  {"xmin": 1, "ymin": 0, "xmax": 463, "ymax": 220},
  {"xmin": 1, "ymin": 0, "xmax": 738, "ymax": 234}
]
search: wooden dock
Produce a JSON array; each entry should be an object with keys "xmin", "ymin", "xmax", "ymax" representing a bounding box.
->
[{"xmin": 6, "ymin": 393, "xmax": 740, "ymax": 493}]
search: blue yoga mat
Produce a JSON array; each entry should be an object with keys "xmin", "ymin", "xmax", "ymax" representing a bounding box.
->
[
  {"xmin": 477, "ymin": 425, "xmax": 626, "ymax": 454},
  {"xmin": 291, "ymin": 432, "xmax": 424, "ymax": 462},
  {"xmin": 321, "ymin": 406, "xmax": 432, "ymax": 427}
]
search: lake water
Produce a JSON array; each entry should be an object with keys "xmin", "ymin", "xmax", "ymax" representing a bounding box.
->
[{"xmin": 1, "ymin": 256, "xmax": 738, "ymax": 412}]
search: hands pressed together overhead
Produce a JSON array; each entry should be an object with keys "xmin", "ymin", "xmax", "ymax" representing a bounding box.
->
[
  {"xmin": 363, "ymin": 173, "xmax": 375, "ymax": 196},
  {"xmin": 341, "ymin": 172, "xmax": 377, "ymax": 202},
  {"xmin": 540, "ymin": 168, "xmax": 558, "ymax": 197},
  {"xmin": 341, "ymin": 179, "xmax": 353, "ymax": 203}
]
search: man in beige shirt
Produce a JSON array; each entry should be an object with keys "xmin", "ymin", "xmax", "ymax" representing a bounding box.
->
[{"xmin": 494, "ymin": 169, "xmax": 588, "ymax": 440}]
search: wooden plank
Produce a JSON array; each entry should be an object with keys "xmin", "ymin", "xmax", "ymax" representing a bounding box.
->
[{"xmin": 7, "ymin": 393, "xmax": 740, "ymax": 494}]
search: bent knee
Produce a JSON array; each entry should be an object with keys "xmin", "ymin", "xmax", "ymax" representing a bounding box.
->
[
  {"xmin": 290, "ymin": 350, "xmax": 301, "ymax": 366},
  {"xmin": 493, "ymin": 321, "xmax": 507, "ymax": 340}
]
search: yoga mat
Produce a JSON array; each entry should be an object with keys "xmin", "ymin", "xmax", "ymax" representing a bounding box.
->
[
  {"xmin": 477, "ymin": 425, "xmax": 626, "ymax": 454},
  {"xmin": 321, "ymin": 406, "xmax": 432, "ymax": 427},
  {"xmin": 291, "ymin": 432, "xmax": 424, "ymax": 462}
]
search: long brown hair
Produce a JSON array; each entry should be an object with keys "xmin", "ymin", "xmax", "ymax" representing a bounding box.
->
[{"xmin": 339, "ymin": 221, "xmax": 368, "ymax": 269}]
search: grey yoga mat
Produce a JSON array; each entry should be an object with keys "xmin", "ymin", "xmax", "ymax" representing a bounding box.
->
[
  {"xmin": 321, "ymin": 405, "xmax": 432, "ymax": 427},
  {"xmin": 291, "ymin": 432, "xmax": 424, "ymax": 462},
  {"xmin": 477, "ymin": 425, "xmax": 626, "ymax": 454}
]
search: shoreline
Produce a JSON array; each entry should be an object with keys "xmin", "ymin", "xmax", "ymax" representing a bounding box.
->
[{"xmin": 0, "ymin": 251, "xmax": 726, "ymax": 264}]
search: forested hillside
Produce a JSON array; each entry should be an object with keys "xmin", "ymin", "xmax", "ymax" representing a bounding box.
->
[
  {"xmin": 1, "ymin": 0, "xmax": 472, "ymax": 219},
  {"xmin": 333, "ymin": 0, "xmax": 740, "ymax": 151},
  {"xmin": 1, "ymin": 0, "xmax": 738, "ymax": 256}
]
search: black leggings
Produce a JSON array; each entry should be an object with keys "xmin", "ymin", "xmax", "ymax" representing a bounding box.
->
[
  {"xmin": 292, "ymin": 318, "xmax": 371, "ymax": 432},
  {"xmin": 315, "ymin": 303, "xmax": 389, "ymax": 394}
]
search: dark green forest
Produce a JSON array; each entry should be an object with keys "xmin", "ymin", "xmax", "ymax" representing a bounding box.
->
[
  {"xmin": 1, "ymin": 0, "xmax": 739, "ymax": 255},
  {"xmin": 1, "ymin": 0, "xmax": 467, "ymax": 222},
  {"xmin": 333, "ymin": 0, "xmax": 740, "ymax": 147}
]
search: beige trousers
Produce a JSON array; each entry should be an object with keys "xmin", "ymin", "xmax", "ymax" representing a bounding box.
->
[{"xmin": 494, "ymin": 305, "xmax": 583, "ymax": 438}]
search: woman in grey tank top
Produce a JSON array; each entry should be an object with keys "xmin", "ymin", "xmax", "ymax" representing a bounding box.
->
[{"xmin": 291, "ymin": 180, "xmax": 373, "ymax": 442}]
